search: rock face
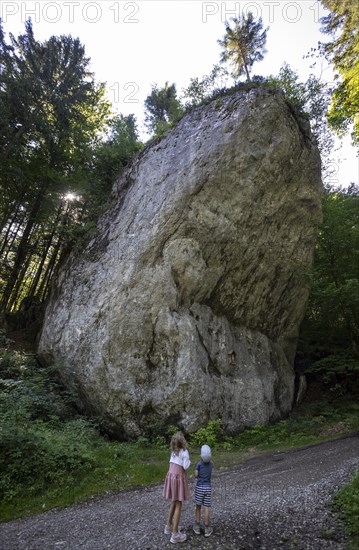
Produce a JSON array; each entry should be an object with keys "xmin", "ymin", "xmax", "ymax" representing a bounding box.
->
[{"xmin": 38, "ymin": 87, "xmax": 322, "ymax": 438}]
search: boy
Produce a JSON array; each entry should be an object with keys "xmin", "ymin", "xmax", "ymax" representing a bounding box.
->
[{"xmin": 193, "ymin": 444, "xmax": 213, "ymax": 537}]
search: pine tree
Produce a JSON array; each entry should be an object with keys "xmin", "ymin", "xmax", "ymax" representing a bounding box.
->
[
  {"xmin": 0, "ymin": 20, "xmax": 111, "ymax": 314},
  {"xmin": 218, "ymin": 12, "xmax": 268, "ymax": 82}
]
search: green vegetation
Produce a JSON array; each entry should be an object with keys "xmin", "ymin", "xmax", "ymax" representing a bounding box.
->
[
  {"xmin": 298, "ymin": 186, "xmax": 359, "ymax": 387},
  {"xmin": 333, "ymin": 470, "xmax": 359, "ymax": 549},
  {"xmin": 320, "ymin": 0, "xmax": 359, "ymax": 145},
  {"xmin": 0, "ymin": 21, "xmax": 141, "ymax": 319},
  {"xmin": 191, "ymin": 406, "xmax": 359, "ymax": 455},
  {"xmin": 267, "ymin": 62, "xmax": 335, "ymax": 178},
  {"xmin": 144, "ymin": 82, "xmax": 184, "ymax": 138},
  {"xmin": 0, "ymin": 346, "xmax": 169, "ymax": 521}
]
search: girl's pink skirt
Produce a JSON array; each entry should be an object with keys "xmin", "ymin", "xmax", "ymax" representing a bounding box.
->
[{"xmin": 163, "ymin": 463, "xmax": 189, "ymax": 501}]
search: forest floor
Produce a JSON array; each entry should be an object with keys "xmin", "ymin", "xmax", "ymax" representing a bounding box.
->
[{"xmin": 1, "ymin": 434, "xmax": 358, "ymax": 550}]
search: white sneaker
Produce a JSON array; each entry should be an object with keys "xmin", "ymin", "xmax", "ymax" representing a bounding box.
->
[{"xmin": 170, "ymin": 532, "xmax": 187, "ymax": 543}]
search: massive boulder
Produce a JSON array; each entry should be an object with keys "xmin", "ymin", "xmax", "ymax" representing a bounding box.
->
[{"xmin": 38, "ymin": 87, "xmax": 322, "ymax": 438}]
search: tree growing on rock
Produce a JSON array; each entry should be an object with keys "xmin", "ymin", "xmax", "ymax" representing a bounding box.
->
[
  {"xmin": 144, "ymin": 82, "xmax": 183, "ymax": 136},
  {"xmin": 181, "ymin": 64, "xmax": 230, "ymax": 109},
  {"xmin": 218, "ymin": 12, "xmax": 268, "ymax": 82}
]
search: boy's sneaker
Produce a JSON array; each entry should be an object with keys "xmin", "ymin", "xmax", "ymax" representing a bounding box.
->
[
  {"xmin": 193, "ymin": 523, "xmax": 201, "ymax": 535},
  {"xmin": 204, "ymin": 526, "xmax": 213, "ymax": 537},
  {"xmin": 170, "ymin": 532, "xmax": 187, "ymax": 544}
]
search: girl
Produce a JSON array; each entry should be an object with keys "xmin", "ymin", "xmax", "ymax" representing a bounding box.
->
[{"xmin": 163, "ymin": 431, "xmax": 191, "ymax": 544}]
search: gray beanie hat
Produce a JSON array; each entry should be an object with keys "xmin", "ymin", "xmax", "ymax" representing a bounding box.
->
[{"xmin": 201, "ymin": 444, "xmax": 212, "ymax": 462}]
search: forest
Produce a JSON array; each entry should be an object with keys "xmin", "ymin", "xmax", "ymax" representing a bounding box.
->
[{"xmin": 0, "ymin": 0, "xmax": 358, "ymax": 541}]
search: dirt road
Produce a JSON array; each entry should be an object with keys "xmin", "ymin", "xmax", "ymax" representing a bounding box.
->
[{"xmin": 1, "ymin": 435, "xmax": 358, "ymax": 550}]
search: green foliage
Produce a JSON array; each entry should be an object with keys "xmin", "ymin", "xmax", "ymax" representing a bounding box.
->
[
  {"xmin": 0, "ymin": 351, "xmax": 76, "ymax": 421},
  {"xmin": 304, "ymin": 353, "xmax": 359, "ymax": 395},
  {"xmin": 0, "ymin": 19, "xmax": 111, "ymax": 313},
  {"xmin": 0, "ymin": 348, "xmax": 92, "ymax": 501},
  {"xmin": 191, "ymin": 419, "xmax": 224, "ymax": 448},
  {"xmin": 0, "ymin": 329, "xmax": 13, "ymax": 347},
  {"xmin": 230, "ymin": 401, "xmax": 359, "ymax": 451},
  {"xmin": 0, "ymin": 419, "xmax": 97, "ymax": 494},
  {"xmin": 181, "ymin": 64, "xmax": 230, "ymax": 109},
  {"xmin": 218, "ymin": 12, "xmax": 268, "ymax": 82},
  {"xmin": 144, "ymin": 82, "xmax": 184, "ymax": 136},
  {"xmin": 320, "ymin": 0, "xmax": 359, "ymax": 144},
  {"xmin": 188, "ymin": 405, "xmax": 359, "ymax": 464},
  {"xmin": 0, "ymin": 347, "xmax": 169, "ymax": 519},
  {"xmin": 334, "ymin": 470, "xmax": 359, "ymax": 548},
  {"xmin": 267, "ymin": 63, "xmax": 335, "ymax": 180},
  {"xmin": 298, "ymin": 186, "xmax": 359, "ymax": 383},
  {"xmin": 0, "ymin": 20, "xmax": 141, "ymax": 316},
  {"xmin": 85, "ymin": 113, "xmax": 142, "ymax": 220}
]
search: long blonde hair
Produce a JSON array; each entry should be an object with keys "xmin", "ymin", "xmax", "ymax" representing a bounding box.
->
[{"xmin": 170, "ymin": 431, "xmax": 187, "ymax": 455}]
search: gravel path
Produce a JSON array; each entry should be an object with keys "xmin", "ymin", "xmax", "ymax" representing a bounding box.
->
[{"xmin": 1, "ymin": 435, "xmax": 358, "ymax": 550}]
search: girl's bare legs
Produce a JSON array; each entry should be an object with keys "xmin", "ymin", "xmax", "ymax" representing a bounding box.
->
[{"xmin": 173, "ymin": 501, "xmax": 182, "ymax": 533}]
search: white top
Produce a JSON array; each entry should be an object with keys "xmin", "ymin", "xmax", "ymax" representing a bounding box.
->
[{"xmin": 170, "ymin": 448, "xmax": 191, "ymax": 470}]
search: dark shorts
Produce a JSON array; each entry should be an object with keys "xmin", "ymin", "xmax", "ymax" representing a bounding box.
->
[{"xmin": 195, "ymin": 484, "xmax": 212, "ymax": 507}]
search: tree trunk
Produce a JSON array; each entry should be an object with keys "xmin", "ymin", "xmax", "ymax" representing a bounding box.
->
[
  {"xmin": 0, "ymin": 202, "xmax": 26, "ymax": 257},
  {"xmin": 26, "ymin": 204, "xmax": 63, "ymax": 300},
  {"xmin": 37, "ymin": 237, "xmax": 62, "ymax": 302},
  {"xmin": 0, "ymin": 185, "xmax": 46, "ymax": 312},
  {"xmin": 7, "ymin": 245, "xmax": 36, "ymax": 312}
]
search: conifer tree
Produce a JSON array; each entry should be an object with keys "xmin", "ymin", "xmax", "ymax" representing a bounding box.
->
[
  {"xmin": 0, "ymin": 20, "xmax": 111, "ymax": 314},
  {"xmin": 218, "ymin": 12, "xmax": 268, "ymax": 82}
]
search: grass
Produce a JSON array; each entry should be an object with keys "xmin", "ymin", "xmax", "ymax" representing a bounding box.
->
[
  {"xmin": 208, "ymin": 399, "xmax": 359, "ymax": 470},
  {"xmin": 0, "ymin": 442, "xmax": 169, "ymax": 521},
  {"xmin": 333, "ymin": 470, "xmax": 359, "ymax": 550}
]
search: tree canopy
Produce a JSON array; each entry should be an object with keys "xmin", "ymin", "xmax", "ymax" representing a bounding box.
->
[
  {"xmin": 320, "ymin": 0, "xmax": 359, "ymax": 144},
  {"xmin": 0, "ymin": 20, "xmax": 140, "ymax": 318}
]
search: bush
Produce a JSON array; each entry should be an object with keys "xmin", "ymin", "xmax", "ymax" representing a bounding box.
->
[
  {"xmin": 0, "ymin": 351, "xmax": 76, "ymax": 422},
  {"xmin": 0, "ymin": 417, "xmax": 99, "ymax": 500},
  {"xmin": 0, "ymin": 349, "xmax": 96, "ymax": 501},
  {"xmin": 191, "ymin": 419, "xmax": 224, "ymax": 448}
]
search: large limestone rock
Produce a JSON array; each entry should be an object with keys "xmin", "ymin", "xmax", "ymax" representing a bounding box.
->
[{"xmin": 38, "ymin": 87, "xmax": 322, "ymax": 438}]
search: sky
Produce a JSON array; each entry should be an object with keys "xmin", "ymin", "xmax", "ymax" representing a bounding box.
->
[{"xmin": 1, "ymin": 0, "xmax": 358, "ymax": 187}]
